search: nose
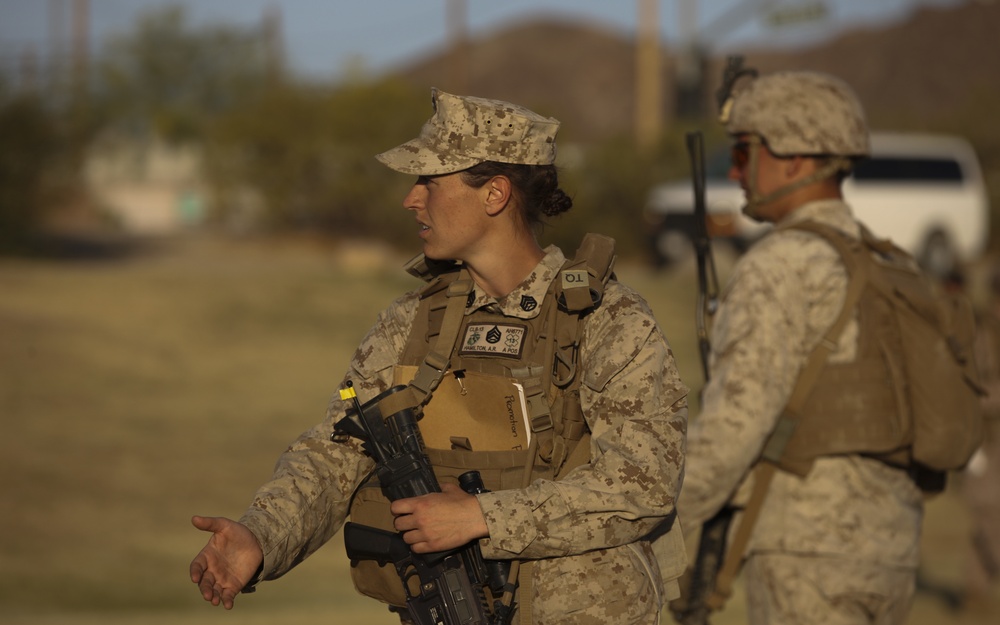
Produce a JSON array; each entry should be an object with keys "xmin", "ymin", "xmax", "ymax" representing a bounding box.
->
[{"xmin": 403, "ymin": 184, "xmax": 424, "ymax": 211}]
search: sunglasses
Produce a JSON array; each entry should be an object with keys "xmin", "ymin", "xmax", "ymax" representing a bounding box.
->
[{"xmin": 730, "ymin": 141, "xmax": 752, "ymax": 169}]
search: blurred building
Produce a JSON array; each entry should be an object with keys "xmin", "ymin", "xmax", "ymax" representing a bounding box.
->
[{"xmin": 83, "ymin": 135, "xmax": 206, "ymax": 235}]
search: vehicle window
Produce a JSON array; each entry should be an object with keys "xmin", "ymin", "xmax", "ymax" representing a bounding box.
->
[{"xmin": 852, "ymin": 157, "xmax": 964, "ymax": 183}]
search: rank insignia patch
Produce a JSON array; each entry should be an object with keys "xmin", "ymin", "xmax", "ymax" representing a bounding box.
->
[{"xmin": 459, "ymin": 323, "xmax": 527, "ymax": 359}]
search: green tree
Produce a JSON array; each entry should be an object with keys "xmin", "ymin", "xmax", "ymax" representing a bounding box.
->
[
  {"xmin": 205, "ymin": 78, "xmax": 427, "ymax": 242},
  {"xmin": 0, "ymin": 93, "xmax": 59, "ymax": 252},
  {"xmin": 95, "ymin": 6, "xmax": 271, "ymax": 143},
  {"xmin": 559, "ymin": 122, "xmax": 725, "ymax": 262}
]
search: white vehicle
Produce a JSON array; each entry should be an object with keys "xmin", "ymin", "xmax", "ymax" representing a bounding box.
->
[{"xmin": 644, "ymin": 132, "xmax": 990, "ymax": 277}]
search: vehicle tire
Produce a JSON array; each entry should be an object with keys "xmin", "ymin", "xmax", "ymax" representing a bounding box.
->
[{"xmin": 918, "ymin": 230, "xmax": 957, "ymax": 280}]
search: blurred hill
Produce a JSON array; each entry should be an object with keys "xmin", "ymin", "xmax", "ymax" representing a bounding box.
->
[
  {"xmin": 732, "ymin": 1, "xmax": 1000, "ymax": 123},
  {"xmin": 390, "ymin": 1, "xmax": 1000, "ymax": 141},
  {"xmin": 391, "ymin": 17, "xmax": 638, "ymax": 142},
  {"xmin": 9, "ymin": 1, "xmax": 998, "ymax": 257}
]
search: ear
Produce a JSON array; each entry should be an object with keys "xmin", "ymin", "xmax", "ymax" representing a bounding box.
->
[
  {"xmin": 785, "ymin": 156, "xmax": 805, "ymax": 178},
  {"xmin": 483, "ymin": 175, "xmax": 513, "ymax": 216}
]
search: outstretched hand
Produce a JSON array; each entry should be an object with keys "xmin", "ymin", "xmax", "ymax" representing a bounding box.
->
[
  {"xmin": 390, "ymin": 482, "xmax": 489, "ymax": 553},
  {"xmin": 189, "ymin": 515, "xmax": 263, "ymax": 610}
]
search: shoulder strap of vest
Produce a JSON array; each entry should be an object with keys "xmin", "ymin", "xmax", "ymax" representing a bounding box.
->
[
  {"xmin": 520, "ymin": 234, "xmax": 616, "ymax": 476},
  {"xmin": 554, "ymin": 233, "xmax": 616, "ymax": 313},
  {"xmin": 707, "ymin": 219, "xmax": 871, "ymax": 610},
  {"xmin": 376, "ymin": 265, "xmax": 475, "ymax": 419},
  {"xmin": 762, "ymin": 219, "xmax": 872, "ymax": 470},
  {"xmin": 388, "ymin": 235, "xmax": 617, "ymax": 467},
  {"xmin": 544, "ymin": 233, "xmax": 617, "ymax": 387}
]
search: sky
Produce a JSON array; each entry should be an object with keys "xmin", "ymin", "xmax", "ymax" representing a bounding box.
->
[{"xmin": 0, "ymin": 0, "xmax": 965, "ymax": 83}]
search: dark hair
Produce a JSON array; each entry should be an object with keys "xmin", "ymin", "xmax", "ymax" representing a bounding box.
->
[{"xmin": 460, "ymin": 161, "xmax": 573, "ymax": 230}]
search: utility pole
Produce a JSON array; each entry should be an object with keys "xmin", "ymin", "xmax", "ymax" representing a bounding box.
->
[
  {"xmin": 676, "ymin": 0, "xmax": 822, "ymax": 118},
  {"xmin": 48, "ymin": 0, "xmax": 68, "ymax": 92},
  {"xmin": 73, "ymin": 0, "xmax": 90, "ymax": 82},
  {"xmin": 20, "ymin": 46, "xmax": 39, "ymax": 93},
  {"xmin": 675, "ymin": 0, "xmax": 706, "ymax": 119},
  {"xmin": 635, "ymin": 0, "xmax": 663, "ymax": 151},
  {"xmin": 262, "ymin": 3, "xmax": 285, "ymax": 84},
  {"xmin": 71, "ymin": 0, "xmax": 89, "ymax": 125},
  {"xmin": 72, "ymin": 0, "xmax": 88, "ymax": 88},
  {"xmin": 446, "ymin": 0, "xmax": 469, "ymax": 94}
]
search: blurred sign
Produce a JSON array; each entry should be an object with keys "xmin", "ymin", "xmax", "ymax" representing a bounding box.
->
[{"xmin": 767, "ymin": 1, "xmax": 828, "ymax": 27}]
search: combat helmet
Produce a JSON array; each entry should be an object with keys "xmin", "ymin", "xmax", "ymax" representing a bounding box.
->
[
  {"xmin": 725, "ymin": 71, "xmax": 870, "ymax": 157},
  {"xmin": 718, "ymin": 65, "xmax": 871, "ymax": 218}
]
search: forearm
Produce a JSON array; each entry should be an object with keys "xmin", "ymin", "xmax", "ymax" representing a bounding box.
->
[
  {"xmin": 239, "ymin": 363, "xmax": 393, "ymax": 579},
  {"xmin": 240, "ymin": 425, "xmax": 375, "ymax": 580},
  {"xmin": 479, "ymin": 404, "xmax": 686, "ymax": 559},
  {"xmin": 237, "ymin": 296, "xmax": 417, "ymax": 580}
]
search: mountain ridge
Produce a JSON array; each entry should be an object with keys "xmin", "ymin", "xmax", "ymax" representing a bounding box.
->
[{"xmin": 389, "ymin": 1, "xmax": 1000, "ymax": 142}]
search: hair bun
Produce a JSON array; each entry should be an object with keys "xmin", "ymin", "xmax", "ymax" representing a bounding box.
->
[{"xmin": 541, "ymin": 189, "xmax": 573, "ymax": 217}]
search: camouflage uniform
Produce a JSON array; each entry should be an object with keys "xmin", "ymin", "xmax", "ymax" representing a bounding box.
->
[
  {"xmin": 679, "ymin": 70, "xmax": 923, "ymax": 625},
  {"xmin": 679, "ymin": 200, "xmax": 923, "ymax": 623},
  {"xmin": 238, "ymin": 90, "xmax": 689, "ymax": 624}
]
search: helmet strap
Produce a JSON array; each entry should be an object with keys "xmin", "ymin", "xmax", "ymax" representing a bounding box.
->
[{"xmin": 743, "ymin": 146, "xmax": 852, "ymax": 221}]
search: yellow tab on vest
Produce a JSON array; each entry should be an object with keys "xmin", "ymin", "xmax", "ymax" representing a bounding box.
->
[{"xmin": 459, "ymin": 323, "xmax": 527, "ymax": 359}]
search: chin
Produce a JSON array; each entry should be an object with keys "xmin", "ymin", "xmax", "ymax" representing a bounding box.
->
[{"xmin": 423, "ymin": 247, "xmax": 447, "ymax": 261}]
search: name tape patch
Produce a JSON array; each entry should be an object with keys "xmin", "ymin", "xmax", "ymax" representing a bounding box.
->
[
  {"xmin": 561, "ymin": 269, "xmax": 589, "ymax": 290},
  {"xmin": 459, "ymin": 323, "xmax": 527, "ymax": 359}
]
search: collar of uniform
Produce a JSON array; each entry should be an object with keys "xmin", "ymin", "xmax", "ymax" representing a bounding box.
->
[
  {"xmin": 465, "ymin": 245, "xmax": 566, "ymax": 319},
  {"xmin": 780, "ymin": 198, "xmax": 856, "ymax": 231}
]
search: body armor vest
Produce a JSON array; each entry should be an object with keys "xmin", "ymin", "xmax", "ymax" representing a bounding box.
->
[
  {"xmin": 776, "ymin": 286, "xmax": 908, "ymax": 472},
  {"xmin": 704, "ymin": 218, "xmax": 985, "ymax": 611},
  {"xmin": 349, "ymin": 235, "xmax": 616, "ymax": 612},
  {"xmin": 762, "ymin": 220, "xmax": 982, "ymax": 483}
]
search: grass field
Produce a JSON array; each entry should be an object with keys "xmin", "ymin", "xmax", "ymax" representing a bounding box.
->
[{"xmin": 0, "ymin": 233, "xmax": 996, "ymax": 624}]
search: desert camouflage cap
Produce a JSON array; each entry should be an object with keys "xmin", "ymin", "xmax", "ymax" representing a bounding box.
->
[
  {"xmin": 376, "ymin": 88, "xmax": 560, "ymax": 175},
  {"xmin": 726, "ymin": 71, "xmax": 870, "ymax": 157}
]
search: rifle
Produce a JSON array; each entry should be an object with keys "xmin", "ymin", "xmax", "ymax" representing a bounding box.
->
[
  {"xmin": 672, "ymin": 55, "xmax": 758, "ymax": 625},
  {"xmin": 672, "ymin": 130, "xmax": 730, "ymax": 625},
  {"xmin": 688, "ymin": 131, "xmax": 719, "ymax": 383},
  {"xmin": 334, "ymin": 382, "xmax": 513, "ymax": 625}
]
